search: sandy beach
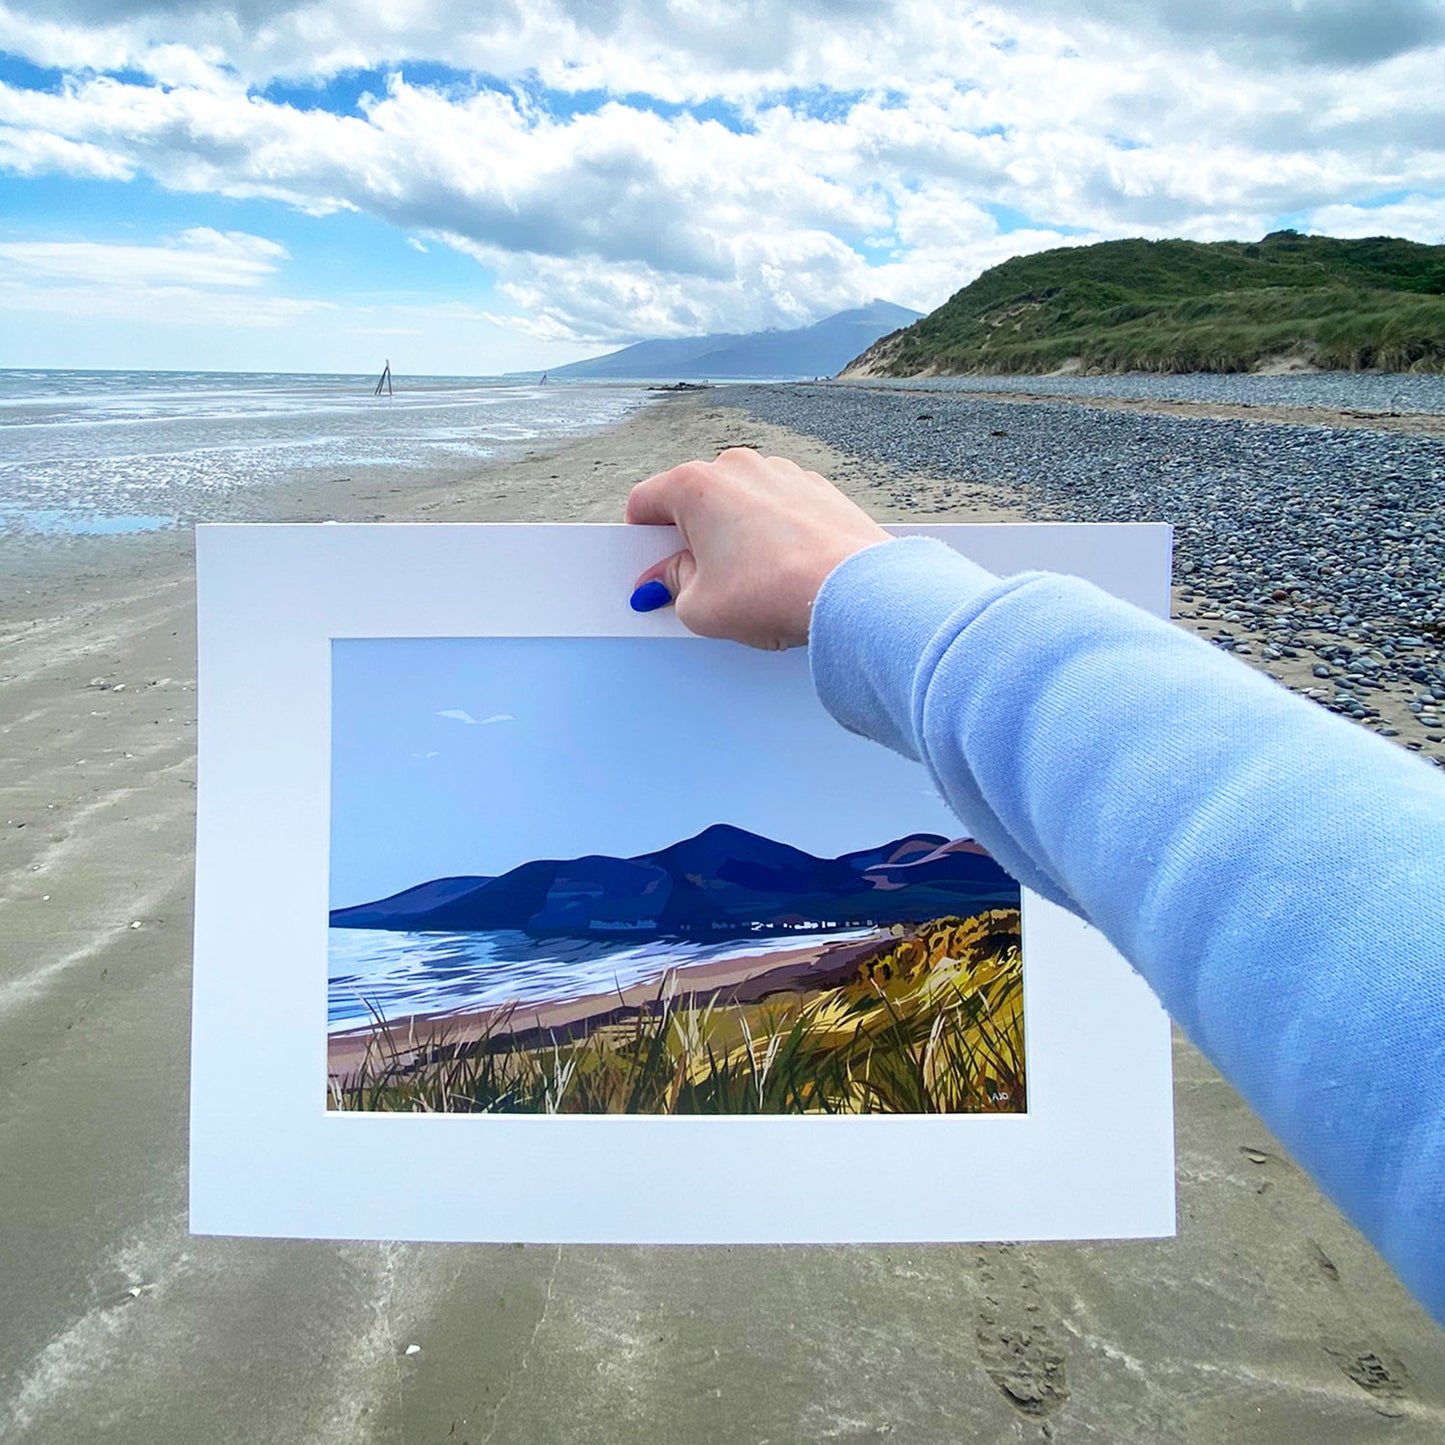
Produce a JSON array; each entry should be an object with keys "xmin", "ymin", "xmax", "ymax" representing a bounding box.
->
[{"xmin": 3, "ymin": 387, "xmax": 1442, "ymax": 1441}]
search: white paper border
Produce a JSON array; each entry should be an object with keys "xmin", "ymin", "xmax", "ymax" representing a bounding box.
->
[{"xmin": 192, "ymin": 521, "xmax": 1176, "ymax": 1243}]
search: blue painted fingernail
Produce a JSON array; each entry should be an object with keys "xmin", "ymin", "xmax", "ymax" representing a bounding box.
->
[{"xmin": 629, "ymin": 579, "xmax": 672, "ymax": 612}]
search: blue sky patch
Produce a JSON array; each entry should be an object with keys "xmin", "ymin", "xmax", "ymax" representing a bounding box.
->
[
  {"xmin": 984, "ymin": 203, "xmax": 1089, "ymax": 237},
  {"xmin": 544, "ymin": 87, "xmax": 749, "ymax": 130},
  {"xmin": 260, "ymin": 63, "xmax": 509, "ymax": 115},
  {"xmin": 758, "ymin": 86, "xmax": 866, "ymax": 124},
  {"xmin": 0, "ymin": 50, "xmax": 64, "ymax": 91}
]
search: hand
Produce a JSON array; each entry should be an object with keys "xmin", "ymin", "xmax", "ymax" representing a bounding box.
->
[{"xmin": 624, "ymin": 448, "xmax": 892, "ymax": 650}]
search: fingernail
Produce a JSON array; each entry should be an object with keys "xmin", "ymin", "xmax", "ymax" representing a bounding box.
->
[{"xmin": 629, "ymin": 579, "xmax": 672, "ymax": 613}]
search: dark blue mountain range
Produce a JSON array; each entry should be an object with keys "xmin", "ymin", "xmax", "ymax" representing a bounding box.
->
[{"xmin": 330, "ymin": 824, "xmax": 1018, "ymax": 937}]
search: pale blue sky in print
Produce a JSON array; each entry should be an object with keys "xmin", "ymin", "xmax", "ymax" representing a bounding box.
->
[{"xmin": 329, "ymin": 635, "xmax": 960, "ymax": 908}]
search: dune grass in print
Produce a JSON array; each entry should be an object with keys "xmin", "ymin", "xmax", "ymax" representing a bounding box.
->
[{"xmin": 328, "ymin": 902, "xmax": 1025, "ymax": 1116}]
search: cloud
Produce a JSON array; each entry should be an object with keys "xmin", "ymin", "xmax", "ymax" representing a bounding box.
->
[
  {"xmin": 0, "ymin": 228, "xmax": 288, "ymax": 287},
  {"xmin": 0, "ymin": 124, "xmax": 134, "ymax": 178},
  {"xmin": 4, "ymin": 0, "xmax": 1438, "ymax": 94},
  {"xmin": 1303, "ymin": 193, "xmax": 1445, "ymax": 240},
  {"xmin": 0, "ymin": 2, "xmax": 1441, "ymax": 345},
  {"xmin": 0, "ymin": 226, "xmax": 327, "ymax": 330},
  {"xmin": 1026, "ymin": 0, "xmax": 1445, "ymax": 69},
  {"xmin": 0, "ymin": 1, "xmax": 931, "ymax": 95},
  {"xmin": 0, "ymin": 277, "xmax": 326, "ymax": 327}
]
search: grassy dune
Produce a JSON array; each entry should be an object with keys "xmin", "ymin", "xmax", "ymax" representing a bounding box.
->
[
  {"xmin": 845, "ymin": 231, "xmax": 1445, "ymax": 376},
  {"xmin": 330, "ymin": 910, "xmax": 1025, "ymax": 1115}
]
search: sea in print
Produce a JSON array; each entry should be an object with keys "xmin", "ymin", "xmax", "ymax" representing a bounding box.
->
[
  {"xmin": 0, "ymin": 368, "xmax": 648, "ymax": 536},
  {"xmin": 327, "ymin": 922, "xmax": 882, "ymax": 1031}
]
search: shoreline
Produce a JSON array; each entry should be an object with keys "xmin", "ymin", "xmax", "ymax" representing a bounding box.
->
[{"xmin": 327, "ymin": 929, "xmax": 893, "ymax": 1081}]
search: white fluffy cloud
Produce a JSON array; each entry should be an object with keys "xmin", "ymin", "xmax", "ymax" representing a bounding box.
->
[
  {"xmin": 3, "ymin": 1, "xmax": 1436, "ymax": 92},
  {"xmin": 0, "ymin": 1, "xmax": 1442, "ymax": 346},
  {"xmin": 0, "ymin": 228, "xmax": 324, "ymax": 328},
  {"xmin": 1303, "ymin": 194, "xmax": 1445, "ymax": 241},
  {"xmin": 0, "ymin": 228, "xmax": 287, "ymax": 286}
]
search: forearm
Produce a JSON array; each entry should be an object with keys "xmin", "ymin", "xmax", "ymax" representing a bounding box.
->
[{"xmin": 811, "ymin": 537, "xmax": 1445, "ymax": 1323}]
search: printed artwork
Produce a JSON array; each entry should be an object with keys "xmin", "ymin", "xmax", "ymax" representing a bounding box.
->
[{"xmin": 327, "ymin": 635, "xmax": 1025, "ymax": 1115}]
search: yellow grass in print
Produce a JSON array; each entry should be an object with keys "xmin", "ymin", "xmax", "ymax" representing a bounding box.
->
[{"xmin": 330, "ymin": 909, "xmax": 1024, "ymax": 1115}]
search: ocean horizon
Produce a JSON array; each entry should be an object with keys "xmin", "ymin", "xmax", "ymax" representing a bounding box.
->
[
  {"xmin": 327, "ymin": 923, "xmax": 883, "ymax": 1031},
  {"xmin": 0, "ymin": 368, "xmax": 652, "ymax": 538}
]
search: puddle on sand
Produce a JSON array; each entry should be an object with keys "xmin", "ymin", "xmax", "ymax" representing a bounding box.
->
[{"xmin": 2, "ymin": 510, "xmax": 178, "ymax": 536}]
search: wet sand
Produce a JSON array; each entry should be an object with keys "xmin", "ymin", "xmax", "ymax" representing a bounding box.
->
[{"xmin": 2, "ymin": 389, "xmax": 1441, "ymax": 1442}]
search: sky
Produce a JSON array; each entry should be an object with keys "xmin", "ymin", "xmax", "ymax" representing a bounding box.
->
[
  {"xmin": 2, "ymin": 0, "xmax": 1443, "ymax": 374},
  {"xmin": 329, "ymin": 636, "xmax": 959, "ymax": 907}
]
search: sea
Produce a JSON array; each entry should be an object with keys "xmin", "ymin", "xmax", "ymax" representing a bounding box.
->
[
  {"xmin": 0, "ymin": 369, "xmax": 651, "ymax": 537},
  {"xmin": 327, "ymin": 925, "xmax": 881, "ymax": 1032}
]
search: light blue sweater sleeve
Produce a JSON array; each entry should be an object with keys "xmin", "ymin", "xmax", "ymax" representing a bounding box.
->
[{"xmin": 810, "ymin": 536, "xmax": 1445, "ymax": 1325}]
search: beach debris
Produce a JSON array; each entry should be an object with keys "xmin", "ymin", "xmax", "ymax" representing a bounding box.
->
[
  {"xmin": 1307, "ymin": 1239, "xmax": 1341, "ymax": 1281},
  {"xmin": 404, "ymin": 1343, "xmax": 422, "ymax": 1356},
  {"xmin": 129, "ymin": 920, "xmax": 143, "ymax": 929}
]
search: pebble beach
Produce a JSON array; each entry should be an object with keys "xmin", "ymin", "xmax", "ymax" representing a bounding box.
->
[
  {"xmin": 737, "ymin": 380, "xmax": 1445, "ymax": 766},
  {"xmin": 2, "ymin": 380, "xmax": 1443, "ymax": 1442}
]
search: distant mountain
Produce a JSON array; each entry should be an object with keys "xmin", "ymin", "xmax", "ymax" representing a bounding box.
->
[
  {"xmin": 842, "ymin": 231, "xmax": 1445, "ymax": 377},
  {"xmin": 542, "ymin": 301, "xmax": 922, "ymax": 382},
  {"xmin": 331, "ymin": 822, "xmax": 1018, "ymax": 936}
]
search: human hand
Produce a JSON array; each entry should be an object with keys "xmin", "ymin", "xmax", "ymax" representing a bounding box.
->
[{"xmin": 624, "ymin": 448, "xmax": 892, "ymax": 650}]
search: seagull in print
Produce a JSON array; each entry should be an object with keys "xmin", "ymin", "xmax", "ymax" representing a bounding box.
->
[{"xmin": 435, "ymin": 709, "xmax": 516, "ymax": 725}]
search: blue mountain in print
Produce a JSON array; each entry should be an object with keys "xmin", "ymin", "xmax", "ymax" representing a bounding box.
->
[{"xmin": 331, "ymin": 824, "xmax": 1018, "ymax": 936}]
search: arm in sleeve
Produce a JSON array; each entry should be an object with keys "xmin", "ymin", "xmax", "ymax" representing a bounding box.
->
[{"xmin": 810, "ymin": 536, "xmax": 1445, "ymax": 1325}]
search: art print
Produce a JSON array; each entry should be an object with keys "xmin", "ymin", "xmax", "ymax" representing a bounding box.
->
[
  {"xmin": 326, "ymin": 638, "xmax": 1025, "ymax": 1116},
  {"xmin": 191, "ymin": 522, "xmax": 1175, "ymax": 1245}
]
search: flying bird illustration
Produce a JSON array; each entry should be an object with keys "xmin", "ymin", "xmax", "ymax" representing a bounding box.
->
[{"xmin": 435, "ymin": 709, "xmax": 515, "ymax": 725}]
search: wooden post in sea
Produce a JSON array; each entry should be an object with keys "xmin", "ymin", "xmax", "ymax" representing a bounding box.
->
[{"xmin": 373, "ymin": 360, "xmax": 393, "ymax": 397}]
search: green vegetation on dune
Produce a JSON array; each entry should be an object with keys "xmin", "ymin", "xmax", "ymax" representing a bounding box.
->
[{"xmin": 846, "ymin": 231, "xmax": 1445, "ymax": 377}]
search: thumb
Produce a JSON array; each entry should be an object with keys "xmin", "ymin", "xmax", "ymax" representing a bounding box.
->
[{"xmin": 630, "ymin": 548, "xmax": 696, "ymax": 613}]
